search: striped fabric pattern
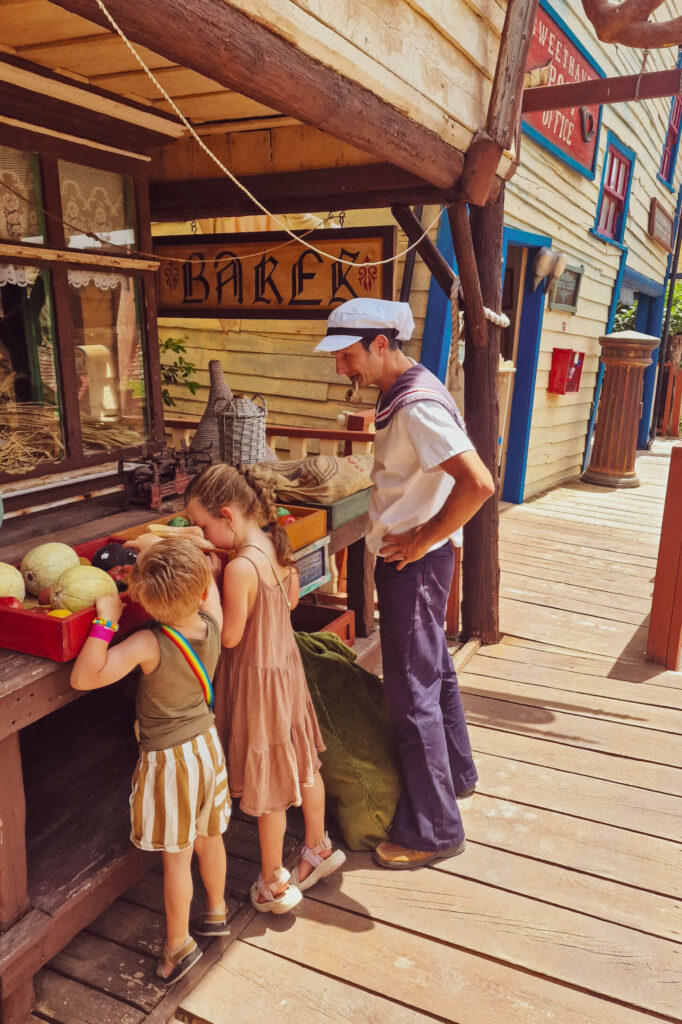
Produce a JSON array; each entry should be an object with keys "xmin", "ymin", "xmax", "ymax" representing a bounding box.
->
[{"xmin": 130, "ymin": 726, "xmax": 230, "ymax": 853}]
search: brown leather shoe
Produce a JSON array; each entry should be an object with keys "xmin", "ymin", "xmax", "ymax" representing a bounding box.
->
[
  {"xmin": 373, "ymin": 839, "xmax": 466, "ymax": 869},
  {"xmin": 456, "ymin": 785, "xmax": 476, "ymax": 799}
]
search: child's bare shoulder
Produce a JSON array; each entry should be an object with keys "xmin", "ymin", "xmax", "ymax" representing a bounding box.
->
[{"xmin": 127, "ymin": 627, "xmax": 161, "ymax": 675}]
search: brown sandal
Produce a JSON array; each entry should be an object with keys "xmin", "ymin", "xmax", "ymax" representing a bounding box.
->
[{"xmin": 156, "ymin": 936, "xmax": 202, "ymax": 986}]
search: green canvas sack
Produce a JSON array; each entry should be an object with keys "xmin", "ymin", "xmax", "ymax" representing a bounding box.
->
[{"xmin": 295, "ymin": 630, "xmax": 403, "ymax": 851}]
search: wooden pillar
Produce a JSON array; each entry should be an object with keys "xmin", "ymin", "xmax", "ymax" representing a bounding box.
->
[
  {"xmin": 583, "ymin": 332, "xmax": 658, "ymax": 487},
  {"xmin": 347, "ymin": 536, "xmax": 374, "ymax": 639},
  {"xmin": 647, "ymin": 445, "xmax": 682, "ymax": 669},
  {"xmin": 460, "ymin": 188, "xmax": 503, "ymax": 645}
]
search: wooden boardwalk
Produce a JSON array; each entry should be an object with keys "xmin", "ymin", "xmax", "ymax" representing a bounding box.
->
[{"xmin": 33, "ymin": 442, "xmax": 681, "ymax": 1024}]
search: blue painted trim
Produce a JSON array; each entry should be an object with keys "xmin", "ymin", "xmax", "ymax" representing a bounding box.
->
[
  {"xmin": 658, "ymin": 52, "xmax": 682, "ymax": 187},
  {"xmin": 637, "ymin": 294, "xmax": 664, "ymax": 448},
  {"xmin": 621, "ymin": 266, "xmax": 665, "ymax": 298},
  {"xmin": 581, "ymin": 249, "xmax": 628, "ymax": 472},
  {"xmin": 658, "ymin": 172, "xmax": 676, "ymax": 194},
  {"xmin": 502, "ymin": 227, "xmax": 551, "ymax": 504},
  {"xmin": 588, "ymin": 227, "xmax": 627, "ymax": 251},
  {"xmin": 521, "ymin": 122, "xmax": 599, "ymax": 181},
  {"xmin": 593, "ymin": 130, "xmax": 637, "ymax": 245},
  {"xmin": 419, "ymin": 211, "xmax": 456, "ymax": 381}
]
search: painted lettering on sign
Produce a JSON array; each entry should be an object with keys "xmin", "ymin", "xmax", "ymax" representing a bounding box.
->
[
  {"xmin": 523, "ymin": 1, "xmax": 603, "ymax": 178},
  {"xmin": 155, "ymin": 227, "xmax": 396, "ymax": 319}
]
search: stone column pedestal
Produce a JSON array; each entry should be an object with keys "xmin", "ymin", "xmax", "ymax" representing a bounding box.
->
[{"xmin": 583, "ymin": 330, "xmax": 658, "ymax": 488}]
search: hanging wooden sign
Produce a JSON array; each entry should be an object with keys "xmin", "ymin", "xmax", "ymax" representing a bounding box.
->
[
  {"xmin": 648, "ymin": 198, "xmax": 674, "ymax": 251},
  {"xmin": 154, "ymin": 226, "xmax": 396, "ymax": 319},
  {"xmin": 522, "ymin": 1, "xmax": 604, "ymax": 179}
]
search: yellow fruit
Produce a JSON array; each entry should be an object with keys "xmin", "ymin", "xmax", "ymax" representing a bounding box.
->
[
  {"xmin": 50, "ymin": 565, "xmax": 118, "ymax": 612},
  {"xmin": 21, "ymin": 543, "xmax": 79, "ymax": 597},
  {"xmin": 0, "ymin": 562, "xmax": 26, "ymax": 601},
  {"xmin": 48, "ymin": 609, "xmax": 72, "ymax": 618},
  {"xmin": 78, "ymin": 556, "xmax": 91, "ymax": 565}
]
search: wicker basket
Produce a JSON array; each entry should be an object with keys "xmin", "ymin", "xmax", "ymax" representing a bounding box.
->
[{"xmin": 215, "ymin": 392, "xmax": 268, "ymax": 464}]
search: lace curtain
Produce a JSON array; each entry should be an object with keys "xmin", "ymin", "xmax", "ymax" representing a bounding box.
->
[
  {"xmin": 0, "ymin": 263, "xmax": 124, "ymax": 292},
  {"xmin": 58, "ymin": 160, "xmax": 135, "ymax": 250},
  {"xmin": 0, "ymin": 145, "xmax": 42, "ymax": 244}
]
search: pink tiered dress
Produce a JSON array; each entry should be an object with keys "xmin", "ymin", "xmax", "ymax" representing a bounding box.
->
[{"xmin": 213, "ymin": 552, "xmax": 325, "ymax": 817}]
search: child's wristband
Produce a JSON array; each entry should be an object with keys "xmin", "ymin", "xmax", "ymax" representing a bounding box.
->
[{"xmin": 89, "ymin": 623, "xmax": 115, "ymax": 642}]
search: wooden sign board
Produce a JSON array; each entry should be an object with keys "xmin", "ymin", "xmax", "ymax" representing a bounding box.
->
[
  {"xmin": 155, "ymin": 226, "xmax": 396, "ymax": 319},
  {"xmin": 522, "ymin": 1, "xmax": 603, "ymax": 179},
  {"xmin": 548, "ymin": 263, "xmax": 584, "ymax": 313},
  {"xmin": 648, "ymin": 197, "xmax": 674, "ymax": 251}
]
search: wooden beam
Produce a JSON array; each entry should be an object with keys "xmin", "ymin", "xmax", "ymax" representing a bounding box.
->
[
  {"xmin": 458, "ymin": 0, "xmax": 539, "ymax": 206},
  {"xmin": 522, "ymin": 67, "xmax": 682, "ymax": 112},
  {"xmin": 150, "ymin": 165, "xmax": 450, "ymax": 220},
  {"xmin": 51, "ymin": 0, "xmax": 465, "ymax": 191},
  {"xmin": 447, "ymin": 204, "xmax": 488, "ymax": 349},
  {"xmin": 391, "ymin": 204, "xmax": 455, "ymax": 298}
]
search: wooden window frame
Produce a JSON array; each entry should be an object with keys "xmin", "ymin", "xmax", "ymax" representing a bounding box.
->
[
  {"xmin": 660, "ymin": 94, "xmax": 682, "ymax": 187},
  {"xmin": 0, "ymin": 133, "xmax": 164, "ymax": 486},
  {"xmin": 592, "ymin": 132, "xmax": 636, "ymax": 247}
]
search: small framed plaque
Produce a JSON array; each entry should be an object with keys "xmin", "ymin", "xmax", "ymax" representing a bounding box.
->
[
  {"xmin": 548, "ymin": 264, "xmax": 584, "ymax": 313},
  {"xmin": 648, "ymin": 197, "xmax": 674, "ymax": 251}
]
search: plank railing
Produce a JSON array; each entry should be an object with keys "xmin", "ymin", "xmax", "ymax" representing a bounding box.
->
[{"xmin": 646, "ymin": 444, "xmax": 682, "ymax": 669}]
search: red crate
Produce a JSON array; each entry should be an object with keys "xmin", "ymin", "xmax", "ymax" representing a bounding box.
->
[
  {"xmin": 0, "ymin": 536, "xmax": 149, "ymax": 662},
  {"xmin": 291, "ymin": 602, "xmax": 355, "ymax": 645}
]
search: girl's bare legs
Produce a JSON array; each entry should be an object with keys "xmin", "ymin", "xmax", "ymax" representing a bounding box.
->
[
  {"xmin": 159, "ymin": 846, "xmax": 194, "ymax": 976},
  {"xmin": 194, "ymin": 833, "xmax": 227, "ymax": 912},
  {"xmin": 297, "ymin": 771, "xmax": 331, "ymax": 882},
  {"xmin": 258, "ymin": 809, "xmax": 288, "ymax": 897}
]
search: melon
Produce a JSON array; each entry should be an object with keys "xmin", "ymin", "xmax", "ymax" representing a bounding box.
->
[
  {"xmin": 21, "ymin": 543, "xmax": 79, "ymax": 596},
  {"xmin": 50, "ymin": 564, "xmax": 118, "ymax": 612},
  {"xmin": 0, "ymin": 562, "xmax": 26, "ymax": 601}
]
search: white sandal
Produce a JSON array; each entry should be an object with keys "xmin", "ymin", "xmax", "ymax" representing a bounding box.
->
[
  {"xmin": 290, "ymin": 833, "xmax": 346, "ymax": 892},
  {"xmin": 250, "ymin": 866, "xmax": 303, "ymax": 914}
]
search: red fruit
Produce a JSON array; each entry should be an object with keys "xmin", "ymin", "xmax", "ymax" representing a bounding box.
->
[
  {"xmin": 281, "ymin": 515, "xmax": 296, "ymax": 525},
  {"xmin": 108, "ymin": 564, "xmax": 134, "ymax": 592},
  {"xmin": 0, "ymin": 596, "xmax": 23, "ymax": 611}
]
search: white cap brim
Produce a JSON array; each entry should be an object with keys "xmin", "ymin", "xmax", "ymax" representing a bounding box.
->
[{"xmin": 314, "ymin": 333, "xmax": 363, "ymax": 353}]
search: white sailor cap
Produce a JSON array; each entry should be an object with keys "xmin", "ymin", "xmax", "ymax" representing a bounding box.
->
[{"xmin": 314, "ymin": 298, "xmax": 415, "ymax": 353}]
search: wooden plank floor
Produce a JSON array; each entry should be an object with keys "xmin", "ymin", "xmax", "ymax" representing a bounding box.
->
[{"xmin": 33, "ymin": 442, "xmax": 681, "ymax": 1024}]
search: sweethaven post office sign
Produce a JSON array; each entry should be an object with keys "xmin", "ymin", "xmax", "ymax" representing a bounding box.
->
[{"xmin": 155, "ymin": 226, "xmax": 397, "ymax": 319}]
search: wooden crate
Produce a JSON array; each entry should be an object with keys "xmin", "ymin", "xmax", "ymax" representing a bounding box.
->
[
  {"xmin": 110, "ymin": 505, "xmax": 326, "ymax": 553},
  {"xmin": 292, "ymin": 488, "xmax": 371, "ymax": 530},
  {"xmin": 0, "ymin": 536, "xmax": 148, "ymax": 662},
  {"xmin": 291, "ymin": 602, "xmax": 355, "ymax": 645}
]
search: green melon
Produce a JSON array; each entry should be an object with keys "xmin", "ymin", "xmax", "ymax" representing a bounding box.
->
[
  {"xmin": 21, "ymin": 542, "xmax": 79, "ymax": 596},
  {"xmin": 50, "ymin": 564, "xmax": 118, "ymax": 612},
  {"xmin": 0, "ymin": 562, "xmax": 25, "ymax": 601}
]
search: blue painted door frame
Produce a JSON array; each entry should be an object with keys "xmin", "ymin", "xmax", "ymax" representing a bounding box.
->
[{"xmin": 420, "ymin": 215, "xmax": 550, "ymax": 503}]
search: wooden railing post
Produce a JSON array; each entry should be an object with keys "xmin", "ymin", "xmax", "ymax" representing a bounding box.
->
[{"xmin": 647, "ymin": 444, "xmax": 682, "ymax": 669}]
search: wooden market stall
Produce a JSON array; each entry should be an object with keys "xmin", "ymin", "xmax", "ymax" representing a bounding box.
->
[{"xmin": 0, "ymin": 2, "xmax": 536, "ymax": 1021}]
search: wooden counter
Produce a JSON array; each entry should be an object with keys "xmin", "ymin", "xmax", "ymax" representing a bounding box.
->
[{"xmin": 0, "ymin": 494, "xmax": 375, "ymax": 1023}]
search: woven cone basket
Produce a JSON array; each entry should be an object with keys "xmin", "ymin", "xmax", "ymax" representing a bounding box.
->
[{"xmin": 189, "ymin": 360, "xmax": 232, "ymax": 462}]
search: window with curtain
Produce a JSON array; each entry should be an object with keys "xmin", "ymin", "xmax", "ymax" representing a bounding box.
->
[
  {"xmin": 595, "ymin": 144, "xmax": 633, "ymax": 243},
  {"xmin": 58, "ymin": 160, "xmax": 136, "ymax": 252},
  {"xmin": 660, "ymin": 95, "xmax": 682, "ymax": 186}
]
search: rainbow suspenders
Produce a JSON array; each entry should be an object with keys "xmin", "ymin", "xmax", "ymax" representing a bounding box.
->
[{"xmin": 159, "ymin": 624, "xmax": 214, "ymax": 710}]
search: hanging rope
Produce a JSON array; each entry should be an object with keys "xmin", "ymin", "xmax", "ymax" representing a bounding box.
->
[
  {"xmin": 446, "ymin": 277, "xmax": 463, "ymax": 394},
  {"xmin": 634, "ymin": 48, "xmax": 650, "ymax": 102}
]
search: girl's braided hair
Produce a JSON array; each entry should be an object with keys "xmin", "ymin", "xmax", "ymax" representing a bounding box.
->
[{"xmin": 184, "ymin": 463, "xmax": 295, "ymax": 568}]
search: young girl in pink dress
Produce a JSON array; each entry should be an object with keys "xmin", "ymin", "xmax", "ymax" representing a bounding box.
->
[{"xmin": 184, "ymin": 464, "xmax": 345, "ymax": 913}]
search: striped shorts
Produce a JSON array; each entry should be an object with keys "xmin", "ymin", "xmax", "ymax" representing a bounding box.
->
[{"xmin": 130, "ymin": 725, "xmax": 230, "ymax": 853}]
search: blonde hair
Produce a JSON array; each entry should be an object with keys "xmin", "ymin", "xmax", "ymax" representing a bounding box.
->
[
  {"xmin": 127, "ymin": 538, "xmax": 211, "ymax": 622},
  {"xmin": 185, "ymin": 463, "xmax": 295, "ymax": 568}
]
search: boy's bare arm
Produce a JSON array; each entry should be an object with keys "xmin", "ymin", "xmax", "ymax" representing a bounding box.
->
[{"xmin": 70, "ymin": 594, "xmax": 159, "ymax": 690}]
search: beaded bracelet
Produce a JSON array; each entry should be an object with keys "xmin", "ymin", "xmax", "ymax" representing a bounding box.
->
[{"xmin": 91, "ymin": 617, "xmax": 120, "ymax": 632}]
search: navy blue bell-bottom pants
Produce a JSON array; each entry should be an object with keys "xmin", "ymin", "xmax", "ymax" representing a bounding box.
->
[{"xmin": 375, "ymin": 542, "xmax": 478, "ymax": 852}]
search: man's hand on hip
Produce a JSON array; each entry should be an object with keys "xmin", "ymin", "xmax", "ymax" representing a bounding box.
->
[{"xmin": 380, "ymin": 526, "xmax": 430, "ymax": 570}]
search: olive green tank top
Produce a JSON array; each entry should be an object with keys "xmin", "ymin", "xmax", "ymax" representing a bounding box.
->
[{"xmin": 136, "ymin": 611, "xmax": 220, "ymax": 752}]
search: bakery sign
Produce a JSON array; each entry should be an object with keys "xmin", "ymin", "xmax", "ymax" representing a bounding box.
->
[
  {"xmin": 522, "ymin": 0, "xmax": 604, "ymax": 178},
  {"xmin": 155, "ymin": 226, "xmax": 396, "ymax": 319}
]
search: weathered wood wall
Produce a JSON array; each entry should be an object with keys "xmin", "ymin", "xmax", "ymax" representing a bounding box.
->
[
  {"xmin": 156, "ymin": 207, "xmax": 438, "ymax": 440},
  {"xmin": 505, "ymin": 0, "xmax": 682, "ymax": 498}
]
